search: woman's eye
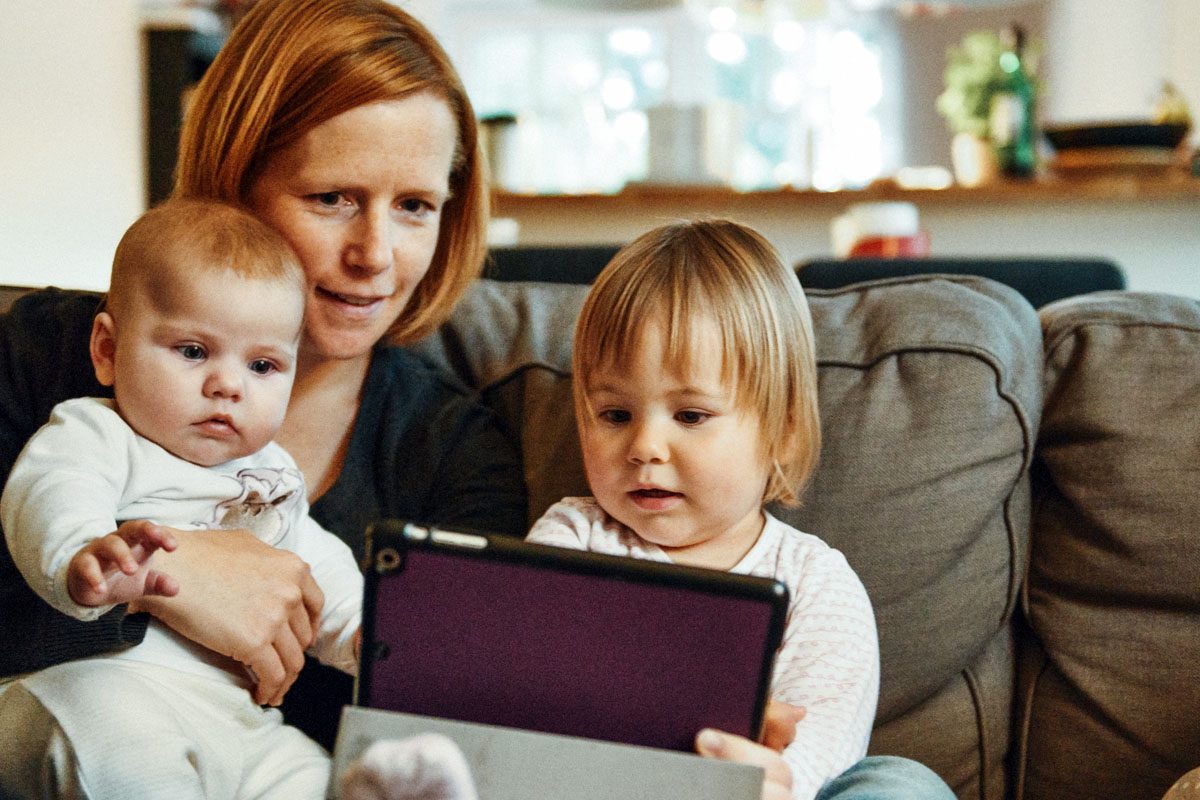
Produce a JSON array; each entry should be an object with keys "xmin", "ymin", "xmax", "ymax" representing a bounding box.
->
[
  {"xmin": 248, "ymin": 359, "xmax": 276, "ymax": 376},
  {"xmin": 312, "ymin": 192, "xmax": 345, "ymax": 208},
  {"xmin": 398, "ymin": 197, "xmax": 433, "ymax": 216},
  {"xmin": 176, "ymin": 344, "xmax": 205, "ymax": 361}
]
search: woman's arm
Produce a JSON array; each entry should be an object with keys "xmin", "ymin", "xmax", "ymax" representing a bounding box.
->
[
  {"xmin": 0, "ymin": 289, "xmax": 126, "ymax": 678},
  {"xmin": 130, "ymin": 527, "xmax": 324, "ymax": 706}
]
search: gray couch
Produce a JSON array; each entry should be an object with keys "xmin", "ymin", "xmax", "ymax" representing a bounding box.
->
[{"xmin": 410, "ymin": 274, "xmax": 1200, "ymax": 800}]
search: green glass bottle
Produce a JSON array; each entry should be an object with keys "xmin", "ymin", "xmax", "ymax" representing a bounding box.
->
[{"xmin": 989, "ymin": 25, "xmax": 1037, "ymax": 178}]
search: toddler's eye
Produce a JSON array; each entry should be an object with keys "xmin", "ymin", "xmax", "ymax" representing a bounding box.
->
[
  {"xmin": 676, "ymin": 410, "xmax": 709, "ymax": 425},
  {"xmin": 248, "ymin": 359, "xmax": 276, "ymax": 376},
  {"xmin": 176, "ymin": 344, "xmax": 205, "ymax": 361},
  {"xmin": 599, "ymin": 409, "xmax": 631, "ymax": 424}
]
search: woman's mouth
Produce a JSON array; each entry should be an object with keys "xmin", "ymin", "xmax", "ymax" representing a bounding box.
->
[{"xmin": 316, "ymin": 287, "xmax": 388, "ymax": 309}]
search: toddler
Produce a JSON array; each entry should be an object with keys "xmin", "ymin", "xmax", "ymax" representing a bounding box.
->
[
  {"xmin": 527, "ymin": 219, "xmax": 880, "ymax": 800},
  {"xmin": 0, "ymin": 199, "xmax": 367, "ymax": 798}
]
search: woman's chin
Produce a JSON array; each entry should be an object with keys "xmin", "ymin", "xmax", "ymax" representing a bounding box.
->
[{"xmin": 300, "ymin": 327, "xmax": 383, "ymax": 364}]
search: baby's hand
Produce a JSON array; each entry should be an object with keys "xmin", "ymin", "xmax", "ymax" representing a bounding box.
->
[{"xmin": 66, "ymin": 520, "xmax": 179, "ymax": 607}]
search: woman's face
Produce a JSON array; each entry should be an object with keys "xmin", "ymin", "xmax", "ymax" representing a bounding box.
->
[{"xmin": 247, "ymin": 93, "xmax": 459, "ymax": 362}]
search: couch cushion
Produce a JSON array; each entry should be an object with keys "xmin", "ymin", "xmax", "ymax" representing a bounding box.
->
[
  {"xmin": 410, "ymin": 280, "xmax": 592, "ymax": 520},
  {"xmin": 1021, "ymin": 292, "xmax": 1200, "ymax": 800},
  {"xmin": 413, "ymin": 275, "xmax": 1043, "ymax": 800},
  {"xmin": 780, "ymin": 276, "xmax": 1041, "ymax": 800}
]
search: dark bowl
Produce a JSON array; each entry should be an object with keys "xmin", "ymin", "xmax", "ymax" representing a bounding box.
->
[{"xmin": 1043, "ymin": 122, "xmax": 1190, "ymax": 151}]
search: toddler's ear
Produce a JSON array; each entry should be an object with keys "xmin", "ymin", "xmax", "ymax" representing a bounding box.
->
[{"xmin": 89, "ymin": 312, "xmax": 118, "ymax": 387}]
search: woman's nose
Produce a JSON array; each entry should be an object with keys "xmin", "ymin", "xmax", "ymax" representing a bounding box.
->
[
  {"xmin": 627, "ymin": 420, "xmax": 667, "ymax": 465},
  {"xmin": 347, "ymin": 208, "xmax": 394, "ymax": 275}
]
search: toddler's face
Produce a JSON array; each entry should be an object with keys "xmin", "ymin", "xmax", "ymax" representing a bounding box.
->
[
  {"xmin": 98, "ymin": 270, "xmax": 303, "ymax": 467},
  {"xmin": 577, "ymin": 315, "xmax": 772, "ymax": 570}
]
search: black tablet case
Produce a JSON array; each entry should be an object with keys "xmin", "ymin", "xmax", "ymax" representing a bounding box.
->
[{"xmin": 357, "ymin": 520, "xmax": 788, "ymax": 752}]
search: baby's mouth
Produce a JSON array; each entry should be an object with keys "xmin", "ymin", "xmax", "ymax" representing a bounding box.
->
[{"xmin": 199, "ymin": 416, "xmax": 237, "ymax": 435}]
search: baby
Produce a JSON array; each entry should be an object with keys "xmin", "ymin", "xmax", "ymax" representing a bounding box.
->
[
  {"xmin": 527, "ymin": 219, "xmax": 880, "ymax": 800},
  {"xmin": 1, "ymin": 199, "xmax": 362, "ymax": 797}
]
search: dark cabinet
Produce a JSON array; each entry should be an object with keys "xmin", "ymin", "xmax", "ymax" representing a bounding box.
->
[{"xmin": 144, "ymin": 25, "xmax": 225, "ymax": 206}]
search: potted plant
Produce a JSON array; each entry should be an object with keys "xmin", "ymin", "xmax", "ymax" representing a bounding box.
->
[{"xmin": 935, "ymin": 30, "xmax": 1012, "ymax": 186}]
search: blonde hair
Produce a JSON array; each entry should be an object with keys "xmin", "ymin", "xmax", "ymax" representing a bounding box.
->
[
  {"xmin": 173, "ymin": 0, "xmax": 487, "ymax": 344},
  {"xmin": 573, "ymin": 219, "xmax": 821, "ymax": 506},
  {"xmin": 109, "ymin": 199, "xmax": 303, "ymax": 318}
]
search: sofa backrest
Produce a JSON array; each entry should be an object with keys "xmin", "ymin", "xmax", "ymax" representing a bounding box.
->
[{"xmin": 1020, "ymin": 291, "xmax": 1200, "ymax": 800}]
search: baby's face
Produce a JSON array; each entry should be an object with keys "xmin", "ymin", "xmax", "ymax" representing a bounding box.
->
[{"xmin": 104, "ymin": 270, "xmax": 303, "ymax": 466}]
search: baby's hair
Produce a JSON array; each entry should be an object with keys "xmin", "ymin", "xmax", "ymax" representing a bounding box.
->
[
  {"xmin": 107, "ymin": 199, "xmax": 303, "ymax": 318},
  {"xmin": 573, "ymin": 218, "xmax": 820, "ymax": 506}
]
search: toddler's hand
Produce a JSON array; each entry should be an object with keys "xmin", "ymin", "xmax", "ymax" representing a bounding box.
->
[
  {"xmin": 762, "ymin": 699, "xmax": 806, "ymax": 752},
  {"xmin": 696, "ymin": 727, "xmax": 793, "ymax": 800},
  {"xmin": 66, "ymin": 520, "xmax": 179, "ymax": 607}
]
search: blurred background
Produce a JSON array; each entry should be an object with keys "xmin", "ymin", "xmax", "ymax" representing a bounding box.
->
[{"xmin": 3, "ymin": 0, "xmax": 1198, "ymax": 295}]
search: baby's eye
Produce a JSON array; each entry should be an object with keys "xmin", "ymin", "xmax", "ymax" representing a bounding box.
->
[
  {"xmin": 676, "ymin": 410, "xmax": 710, "ymax": 425},
  {"xmin": 598, "ymin": 409, "xmax": 631, "ymax": 424},
  {"xmin": 176, "ymin": 344, "xmax": 206, "ymax": 361},
  {"xmin": 248, "ymin": 359, "xmax": 277, "ymax": 376}
]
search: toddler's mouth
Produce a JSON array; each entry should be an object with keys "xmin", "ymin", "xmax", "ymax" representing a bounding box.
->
[{"xmin": 631, "ymin": 488, "xmax": 680, "ymax": 499}]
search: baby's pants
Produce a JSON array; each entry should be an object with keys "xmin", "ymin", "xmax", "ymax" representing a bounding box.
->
[{"xmin": 0, "ymin": 658, "xmax": 331, "ymax": 800}]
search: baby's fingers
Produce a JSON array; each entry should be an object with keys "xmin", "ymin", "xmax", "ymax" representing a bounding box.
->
[
  {"xmin": 67, "ymin": 553, "xmax": 110, "ymax": 605},
  {"xmin": 144, "ymin": 570, "xmax": 179, "ymax": 598},
  {"xmin": 76, "ymin": 555, "xmax": 110, "ymax": 594},
  {"xmin": 92, "ymin": 534, "xmax": 140, "ymax": 575},
  {"xmin": 139, "ymin": 522, "xmax": 178, "ymax": 553},
  {"xmin": 117, "ymin": 519, "xmax": 178, "ymax": 557}
]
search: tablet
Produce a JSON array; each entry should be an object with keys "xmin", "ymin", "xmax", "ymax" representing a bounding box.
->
[{"xmin": 356, "ymin": 520, "xmax": 789, "ymax": 752}]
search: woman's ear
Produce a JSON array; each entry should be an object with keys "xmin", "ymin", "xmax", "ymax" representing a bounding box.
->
[{"xmin": 89, "ymin": 312, "xmax": 118, "ymax": 387}]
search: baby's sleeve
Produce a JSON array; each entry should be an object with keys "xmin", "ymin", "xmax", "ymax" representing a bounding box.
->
[{"xmin": 1, "ymin": 400, "xmax": 131, "ymax": 621}]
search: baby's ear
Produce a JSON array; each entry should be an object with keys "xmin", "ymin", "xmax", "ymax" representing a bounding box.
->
[{"xmin": 89, "ymin": 312, "xmax": 118, "ymax": 387}]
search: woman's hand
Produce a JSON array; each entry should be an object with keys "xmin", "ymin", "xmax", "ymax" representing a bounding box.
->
[
  {"xmin": 694, "ymin": 701, "xmax": 805, "ymax": 800},
  {"xmin": 128, "ymin": 527, "xmax": 325, "ymax": 706}
]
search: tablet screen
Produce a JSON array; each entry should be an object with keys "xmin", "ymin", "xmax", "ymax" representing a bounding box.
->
[{"xmin": 357, "ymin": 521, "xmax": 788, "ymax": 752}]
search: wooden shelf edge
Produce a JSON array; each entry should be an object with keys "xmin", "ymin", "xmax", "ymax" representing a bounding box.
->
[{"xmin": 492, "ymin": 172, "xmax": 1200, "ymax": 212}]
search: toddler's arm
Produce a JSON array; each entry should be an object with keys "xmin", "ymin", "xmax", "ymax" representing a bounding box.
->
[
  {"xmin": 772, "ymin": 547, "xmax": 879, "ymax": 800},
  {"xmin": 66, "ymin": 520, "xmax": 178, "ymax": 607}
]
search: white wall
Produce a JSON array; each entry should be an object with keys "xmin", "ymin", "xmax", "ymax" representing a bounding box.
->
[
  {"xmin": 1044, "ymin": 0, "xmax": 1200, "ymax": 146},
  {"xmin": 0, "ymin": 1, "xmax": 145, "ymax": 291}
]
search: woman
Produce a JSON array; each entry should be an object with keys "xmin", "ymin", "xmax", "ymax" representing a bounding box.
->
[{"xmin": 0, "ymin": 0, "xmax": 808, "ymax": 797}]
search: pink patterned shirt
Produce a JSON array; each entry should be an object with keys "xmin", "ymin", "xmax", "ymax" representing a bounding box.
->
[{"xmin": 527, "ymin": 497, "xmax": 879, "ymax": 800}]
